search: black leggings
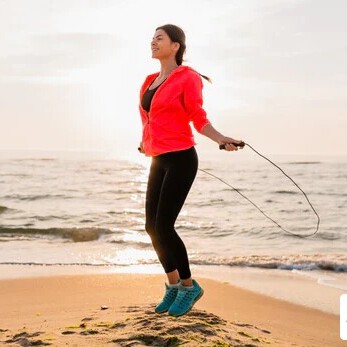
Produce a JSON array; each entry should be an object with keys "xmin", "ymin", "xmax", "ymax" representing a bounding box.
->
[{"xmin": 145, "ymin": 146, "xmax": 198, "ymax": 280}]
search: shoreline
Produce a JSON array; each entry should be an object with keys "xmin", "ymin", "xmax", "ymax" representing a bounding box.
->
[{"xmin": 0, "ymin": 272, "xmax": 344, "ymax": 346}]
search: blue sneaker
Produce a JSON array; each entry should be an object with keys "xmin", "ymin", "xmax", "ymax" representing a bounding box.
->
[
  {"xmin": 168, "ymin": 279, "xmax": 204, "ymax": 317},
  {"xmin": 155, "ymin": 281, "xmax": 180, "ymax": 314}
]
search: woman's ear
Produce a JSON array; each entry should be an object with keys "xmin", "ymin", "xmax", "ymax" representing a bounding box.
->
[{"xmin": 172, "ymin": 42, "xmax": 180, "ymax": 53}]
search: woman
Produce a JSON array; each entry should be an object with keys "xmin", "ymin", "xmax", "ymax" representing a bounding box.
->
[{"xmin": 138, "ymin": 24, "xmax": 243, "ymax": 317}]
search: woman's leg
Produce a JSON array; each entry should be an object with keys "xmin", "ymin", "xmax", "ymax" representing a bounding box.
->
[
  {"xmin": 153, "ymin": 147, "xmax": 198, "ymax": 285},
  {"xmin": 145, "ymin": 156, "xmax": 181, "ymax": 285},
  {"xmin": 145, "ymin": 158, "xmax": 169, "ymax": 262},
  {"xmin": 145, "ymin": 147, "xmax": 198, "ymax": 285},
  {"xmin": 166, "ymin": 269, "xmax": 180, "ymax": 285}
]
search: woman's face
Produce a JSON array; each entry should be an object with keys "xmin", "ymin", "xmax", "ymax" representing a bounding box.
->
[{"xmin": 151, "ymin": 29, "xmax": 179, "ymax": 60}]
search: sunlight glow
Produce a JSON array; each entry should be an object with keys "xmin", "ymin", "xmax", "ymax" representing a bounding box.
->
[{"xmin": 108, "ymin": 248, "xmax": 156, "ymax": 266}]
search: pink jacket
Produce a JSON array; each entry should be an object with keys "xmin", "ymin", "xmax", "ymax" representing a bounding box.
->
[{"xmin": 138, "ymin": 65, "xmax": 210, "ymax": 156}]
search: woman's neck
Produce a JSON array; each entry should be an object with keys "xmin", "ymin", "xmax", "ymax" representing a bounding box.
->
[{"xmin": 158, "ymin": 60, "xmax": 179, "ymax": 79}]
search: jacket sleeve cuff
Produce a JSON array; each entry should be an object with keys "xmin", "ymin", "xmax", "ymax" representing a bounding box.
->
[{"xmin": 194, "ymin": 117, "xmax": 210, "ymax": 133}]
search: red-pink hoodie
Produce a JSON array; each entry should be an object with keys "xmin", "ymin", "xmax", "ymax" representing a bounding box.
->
[{"xmin": 138, "ymin": 65, "xmax": 210, "ymax": 156}]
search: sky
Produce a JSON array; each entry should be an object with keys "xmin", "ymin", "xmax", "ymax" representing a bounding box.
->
[{"xmin": 0, "ymin": 0, "xmax": 346, "ymax": 160}]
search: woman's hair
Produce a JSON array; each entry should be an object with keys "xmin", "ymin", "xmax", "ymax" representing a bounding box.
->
[{"xmin": 155, "ymin": 24, "xmax": 212, "ymax": 83}]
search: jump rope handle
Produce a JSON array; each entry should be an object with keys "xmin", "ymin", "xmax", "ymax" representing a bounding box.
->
[{"xmin": 219, "ymin": 141, "xmax": 245, "ymax": 150}]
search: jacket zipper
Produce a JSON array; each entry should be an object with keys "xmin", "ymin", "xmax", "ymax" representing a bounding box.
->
[
  {"xmin": 141, "ymin": 76, "xmax": 161, "ymax": 125},
  {"xmin": 140, "ymin": 67, "xmax": 182, "ymax": 125}
]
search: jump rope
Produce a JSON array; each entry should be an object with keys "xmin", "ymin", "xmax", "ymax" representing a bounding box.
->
[{"xmin": 198, "ymin": 141, "xmax": 320, "ymax": 238}]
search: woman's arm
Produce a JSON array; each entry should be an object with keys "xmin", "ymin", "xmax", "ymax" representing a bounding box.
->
[
  {"xmin": 182, "ymin": 71, "xmax": 243, "ymax": 152},
  {"xmin": 201, "ymin": 123, "xmax": 243, "ymax": 151}
]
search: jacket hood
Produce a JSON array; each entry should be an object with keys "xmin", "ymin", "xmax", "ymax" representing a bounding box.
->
[
  {"xmin": 141, "ymin": 65, "xmax": 200, "ymax": 98},
  {"xmin": 145, "ymin": 65, "xmax": 199, "ymax": 81}
]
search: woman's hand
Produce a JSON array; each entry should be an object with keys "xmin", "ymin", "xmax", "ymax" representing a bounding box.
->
[
  {"xmin": 138, "ymin": 141, "xmax": 145, "ymax": 154},
  {"xmin": 201, "ymin": 124, "xmax": 243, "ymax": 152},
  {"xmin": 219, "ymin": 136, "xmax": 244, "ymax": 151}
]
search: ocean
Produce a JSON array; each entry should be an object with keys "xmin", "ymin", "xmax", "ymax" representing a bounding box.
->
[{"xmin": 0, "ymin": 149, "xmax": 346, "ymax": 314}]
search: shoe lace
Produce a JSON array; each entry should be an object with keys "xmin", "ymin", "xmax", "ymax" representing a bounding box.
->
[
  {"xmin": 163, "ymin": 287, "xmax": 178, "ymax": 303},
  {"xmin": 175, "ymin": 288, "xmax": 196, "ymax": 307}
]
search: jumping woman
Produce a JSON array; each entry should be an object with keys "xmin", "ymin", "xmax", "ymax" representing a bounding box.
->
[{"xmin": 138, "ymin": 24, "xmax": 243, "ymax": 317}]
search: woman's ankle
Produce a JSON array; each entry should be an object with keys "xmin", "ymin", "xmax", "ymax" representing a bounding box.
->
[
  {"xmin": 180, "ymin": 277, "xmax": 193, "ymax": 287},
  {"xmin": 166, "ymin": 270, "xmax": 180, "ymax": 285}
]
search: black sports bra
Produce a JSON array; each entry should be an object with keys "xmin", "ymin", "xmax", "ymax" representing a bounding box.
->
[{"xmin": 141, "ymin": 79, "xmax": 166, "ymax": 112}]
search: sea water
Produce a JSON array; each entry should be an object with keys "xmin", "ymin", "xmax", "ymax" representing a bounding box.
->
[{"xmin": 0, "ymin": 149, "xmax": 346, "ymax": 313}]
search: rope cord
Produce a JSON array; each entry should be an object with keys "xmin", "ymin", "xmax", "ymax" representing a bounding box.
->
[{"xmin": 199, "ymin": 143, "xmax": 320, "ymax": 238}]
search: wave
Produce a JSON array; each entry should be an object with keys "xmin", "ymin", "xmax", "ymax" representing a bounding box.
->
[
  {"xmin": 2, "ymin": 193, "xmax": 71, "ymax": 201},
  {"xmin": 273, "ymin": 190, "xmax": 299, "ymax": 195},
  {"xmin": 195, "ymin": 198, "xmax": 225, "ymax": 207},
  {"xmin": 0, "ymin": 227, "xmax": 113, "ymax": 242},
  {"xmin": 190, "ymin": 254, "xmax": 347, "ymax": 272},
  {"xmin": 109, "ymin": 239, "xmax": 151, "ymax": 249},
  {"xmin": 9, "ymin": 158, "xmax": 58, "ymax": 162},
  {"xmin": 0, "ymin": 261, "xmax": 126, "ymax": 267},
  {"xmin": 0, "ymin": 205, "xmax": 9, "ymax": 214},
  {"xmin": 1, "ymin": 253, "xmax": 345, "ymax": 273},
  {"xmin": 0, "ymin": 173, "xmax": 31, "ymax": 178},
  {"xmin": 286, "ymin": 161, "xmax": 321, "ymax": 165}
]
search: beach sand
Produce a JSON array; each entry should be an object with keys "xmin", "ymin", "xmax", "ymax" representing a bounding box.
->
[{"xmin": 0, "ymin": 273, "xmax": 343, "ymax": 346}]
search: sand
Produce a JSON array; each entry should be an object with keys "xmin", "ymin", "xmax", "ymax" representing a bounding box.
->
[{"xmin": 0, "ymin": 273, "xmax": 343, "ymax": 346}]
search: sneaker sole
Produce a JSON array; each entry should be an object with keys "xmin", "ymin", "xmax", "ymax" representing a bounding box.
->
[
  {"xmin": 168, "ymin": 288, "xmax": 204, "ymax": 317},
  {"xmin": 155, "ymin": 307, "xmax": 169, "ymax": 314}
]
